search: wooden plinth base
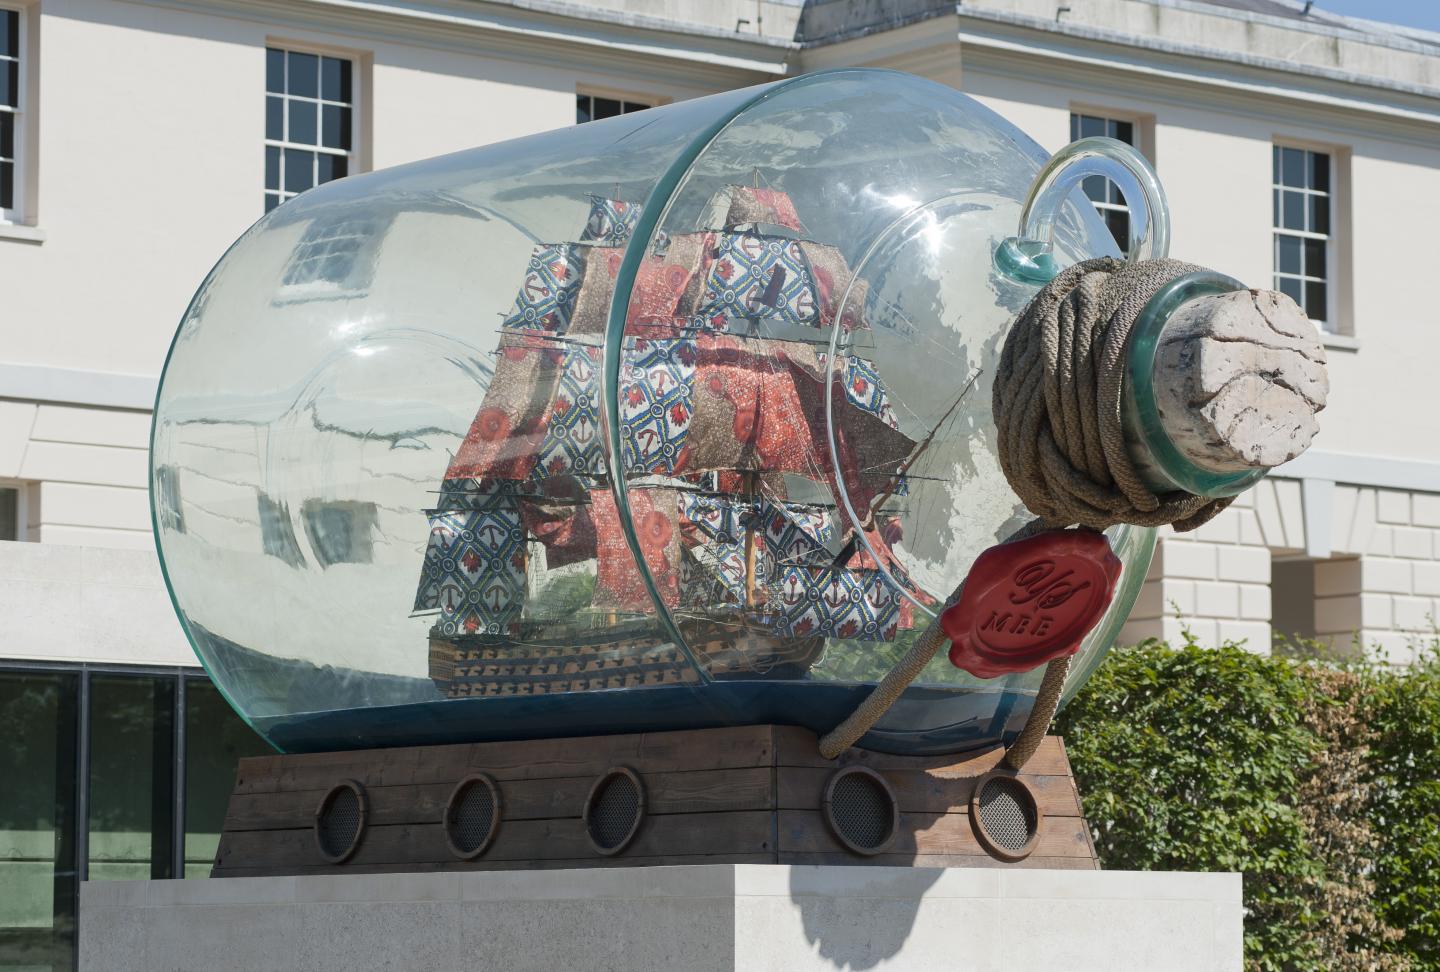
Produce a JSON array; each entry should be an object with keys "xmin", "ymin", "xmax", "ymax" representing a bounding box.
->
[{"xmin": 213, "ymin": 725, "xmax": 1097, "ymax": 877}]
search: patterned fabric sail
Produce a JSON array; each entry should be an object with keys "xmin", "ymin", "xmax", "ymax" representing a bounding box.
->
[
  {"xmin": 578, "ymin": 197, "xmax": 642, "ymax": 246},
  {"xmin": 503, "ymin": 243, "xmax": 586, "ymax": 332},
  {"xmin": 414, "ymin": 479, "xmax": 528, "ymax": 638}
]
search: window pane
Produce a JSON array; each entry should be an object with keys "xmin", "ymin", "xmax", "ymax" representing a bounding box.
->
[
  {"xmin": 576, "ymin": 94, "xmax": 591, "ymax": 124},
  {"xmin": 265, "ymin": 48, "xmax": 284, "ymax": 94},
  {"xmin": 321, "ymin": 105, "xmax": 350, "ymax": 151},
  {"xmin": 1277, "ymin": 275, "xmax": 1303, "ymax": 306},
  {"xmin": 0, "ymin": 672, "xmax": 79, "ymax": 972},
  {"xmin": 183, "ymin": 680, "xmax": 269, "ymax": 878},
  {"xmin": 1282, "ymin": 191, "xmax": 1305, "ymax": 231},
  {"xmin": 316, "ymin": 153, "xmax": 347, "ymax": 185},
  {"xmin": 283, "ymin": 149, "xmax": 313, "ymax": 194},
  {"xmin": 265, "ymin": 96, "xmax": 283, "ymax": 142},
  {"xmin": 1104, "ymin": 208, "xmax": 1130, "ymax": 253},
  {"xmin": 1272, "ymin": 146, "xmax": 1280, "ymax": 185},
  {"xmin": 593, "ymin": 97, "xmax": 621, "ymax": 120},
  {"xmin": 1082, "ymin": 175, "xmax": 1106, "ymax": 203},
  {"xmin": 1303, "ymin": 238, "xmax": 1326, "ymax": 278},
  {"xmin": 265, "ymin": 146, "xmax": 280, "ymax": 191},
  {"xmin": 1272, "ymin": 189, "xmax": 1279, "ymax": 227},
  {"xmin": 0, "ymin": 486, "xmax": 15, "ymax": 539},
  {"xmin": 3, "ymin": 112, "xmax": 20, "ymax": 161},
  {"xmin": 286, "ymin": 51, "xmax": 318, "ymax": 99},
  {"xmin": 321, "ymin": 57, "xmax": 351, "ymax": 103},
  {"xmin": 264, "ymin": 192, "xmax": 282, "ymax": 213},
  {"xmin": 1077, "ymin": 114, "xmax": 1105, "ymax": 139},
  {"xmin": 1305, "ymin": 279, "xmax": 1328, "ymax": 323},
  {"xmin": 288, "ymin": 100, "xmax": 317, "ymax": 146},
  {"xmin": 1309, "ymin": 194, "xmax": 1329, "ymax": 236},
  {"xmin": 0, "ymin": 60, "xmax": 15, "ymax": 109},
  {"xmin": 1276, "ymin": 234, "xmax": 1301, "ymax": 275},
  {"xmin": 1310, "ymin": 152, "xmax": 1330, "ymax": 194},
  {"xmin": 87, "ymin": 676, "xmax": 176, "ymax": 881},
  {"xmin": 1113, "ymin": 120, "xmax": 1134, "ymax": 145},
  {"xmin": 1, "ymin": 11, "xmax": 16, "ymax": 60},
  {"xmin": 1280, "ymin": 147, "xmax": 1305, "ymax": 187},
  {"xmin": 1069, "ymin": 114, "xmax": 1079, "ymax": 142},
  {"xmin": 622, "ymin": 100, "xmax": 647, "ymax": 113},
  {"xmin": 0, "ymin": 160, "xmax": 11, "ymax": 210}
]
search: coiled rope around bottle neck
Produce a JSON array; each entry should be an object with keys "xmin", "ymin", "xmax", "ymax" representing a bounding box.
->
[{"xmin": 818, "ymin": 257, "xmax": 1235, "ymax": 766}]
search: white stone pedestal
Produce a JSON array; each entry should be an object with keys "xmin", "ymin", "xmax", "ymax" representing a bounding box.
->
[{"xmin": 81, "ymin": 865, "xmax": 1242, "ymax": 971}]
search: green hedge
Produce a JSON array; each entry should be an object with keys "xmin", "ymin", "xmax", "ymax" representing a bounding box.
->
[{"xmin": 1055, "ymin": 634, "xmax": 1440, "ymax": 971}]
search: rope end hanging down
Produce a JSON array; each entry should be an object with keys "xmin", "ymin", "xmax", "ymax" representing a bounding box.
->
[{"xmin": 817, "ymin": 257, "xmax": 1328, "ymax": 768}]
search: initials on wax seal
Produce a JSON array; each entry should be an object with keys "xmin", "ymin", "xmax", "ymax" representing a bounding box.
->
[{"xmin": 942, "ymin": 530, "xmax": 1122, "ymax": 679}]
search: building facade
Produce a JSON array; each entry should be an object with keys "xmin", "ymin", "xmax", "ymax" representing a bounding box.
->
[{"xmin": 1, "ymin": 0, "xmax": 1438, "ymax": 967}]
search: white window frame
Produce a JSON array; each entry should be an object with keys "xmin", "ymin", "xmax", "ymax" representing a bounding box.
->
[
  {"xmin": 0, "ymin": 2, "xmax": 33, "ymax": 226},
  {"xmin": 1068, "ymin": 107, "xmax": 1153, "ymax": 257},
  {"xmin": 264, "ymin": 40, "xmax": 365, "ymax": 213},
  {"xmin": 1272, "ymin": 140, "xmax": 1343, "ymax": 335}
]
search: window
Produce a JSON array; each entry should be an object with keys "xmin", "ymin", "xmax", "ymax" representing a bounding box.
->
[
  {"xmin": 0, "ymin": 665, "xmax": 269, "ymax": 967},
  {"xmin": 1, "ymin": 7, "xmax": 21, "ymax": 219},
  {"xmin": 576, "ymin": 92, "xmax": 653, "ymax": 124},
  {"xmin": 257, "ymin": 492, "xmax": 304, "ymax": 567},
  {"xmin": 276, "ymin": 212, "xmax": 389, "ymax": 301},
  {"xmin": 153, "ymin": 465, "xmax": 185, "ymax": 536},
  {"xmin": 0, "ymin": 485, "xmax": 16, "ymax": 540},
  {"xmin": 1273, "ymin": 145, "xmax": 1332, "ymax": 329},
  {"xmin": 301, "ymin": 499, "xmax": 377, "ymax": 567},
  {"xmin": 1070, "ymin": 113, "xmax": 1137, "ymax": 254},
  {"xmin": 265, "ymin": 47, "xmax": 354, "ymax": 213}
]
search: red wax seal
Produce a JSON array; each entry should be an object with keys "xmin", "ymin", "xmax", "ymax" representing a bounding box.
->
[{"xmin": 942, "ymin": 530, "xmax": 1122, "ymax": 679}]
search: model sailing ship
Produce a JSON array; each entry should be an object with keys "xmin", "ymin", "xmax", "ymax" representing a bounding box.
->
[{"xmin": 413, "ymin": 182, "xmax": 938, "ymax": 697}]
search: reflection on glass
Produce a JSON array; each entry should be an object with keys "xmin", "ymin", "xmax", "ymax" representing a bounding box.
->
[
  {"xmin": 0, "ymin": 672, "xmax": 78, "ymax": 972},
  {"xmin": 184, "ymin": 679, "xmax": 270, "ymax": 878},
  {"xmin": 87, "ymin": 676, "xmax": 174, "ymax": 881}
]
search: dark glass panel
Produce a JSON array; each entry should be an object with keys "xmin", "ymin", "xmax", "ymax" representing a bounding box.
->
[
  {"xmin": 1303, "ymin": 238, "xmax": 1326, "ymax": 278},
  {"xmin": 1, "ymin": 10, "xmax": 16, "ymax": 59},
  {"xmin": 1272, "ymin": 145, "xmax": 1280, "ymax": 184},
  {"xmin": 1069, "ymin": 114, "xmax": 1079, "ymax": 142},
  {"xmin": 265, "ymin": 146, "xmax": 280, "ymax": 191},
  {"xmin": 576, "ymin": 95, "xmax": 591, "ymax": 124},
  {"xmin": 284, "ymin": 149, "xmax": 313, "ymax": 194},
  {"xmin": 0, "ymin": 160, "xmax": 11, "ymax": 210},
  {"xmin": 316, "ymin": 153, "xmax": 347, "ymax": 185},
  {"xmin": 593, "ymin": 97, "xmax": 621, "ymax": 120},
  {"xmin": 321, "ymin": 105, "xmax": 350, "ymax": 150},
  {"xmin": 1082, "ymin": 174, "xmax": 1107, "ymax": 203},
  {"xmin": 0, "ymin": 60, "xmax": 15, "ymax": 109},
  {"xmin": 1280, "ymin": 146, "xmax": 1305, "ymax": 187},
  {"xmin": 1272, "ymin": 189, "xmax": 1279, "ymax": 228},
  {"xmin": 1309, "ymin": 194, "xmax": 1329, "ymax": 236},
  {"xmin": 265, "ymin": 96, "xmax": 283, "ymax": 142},
  {"xmin": 286, "ymin": 51, "xmax": 318, "ymax": 99},
  {"xmin": 1277, "ymin": 275, "xmax": 1303, "ymax": 306},
  {"xmin": 1310, "ymin": 151, "xmax": 1330, "ymax": 194},
  {"xmin": 1108, "ymin": 178, "xmax": 1125, "ymax": 205},
  {"xmin": 1113, "ymin": 120, "xmax": 1134, "ymax": 145},
  {"xmin": 265, "ymin": 48, "xmax": 284, "ymax": 94},
  {"xmin": 1276, "ymin": 234, "xmax": 1301, "ymax": 275},
  {"xmin": 87, "ymin": 676, "xmax": 176, "ymax": 882},
  {"xmin": 288, "ymin": 99, "xmax": 317, "ymax": 146},
  {"xmin": 2, "ymin": 110, "xmax": 15, "ymax": 158},
  {"xmin": 264, "ymin": 192, "xmax": 282, "ymax": 213},
  {"xmin": 321, "ymin": 57, "xmax": 351, "ymax": 103},
  {"xmin": 183, "ymin": 680, "xmax": 269, "ymax": 878},
  {"xmin": 1305, "ymin": 279, "xmax": 1328, "ymax": 323},
  {"xmin": 0, "ymin": 672, "xmax": 79, "ymax": 972},
  {"xmin": 622, "ymin": 100, "xmax": 647, "ymax": 113},
  {"xmin": 1077, "ymin": 114, "xmax": 1105, "ymax": 139},
  {"xmin": 0, "ymin": 486, "xmax": 15, "ymax": 539},
  {"xmin": 1105, "ymin": 208, "xmax": 1130, "ymax": 254},
  {"xmin": 1282, "ymin": 191, "xmax": 1305, "ymax": 231}
]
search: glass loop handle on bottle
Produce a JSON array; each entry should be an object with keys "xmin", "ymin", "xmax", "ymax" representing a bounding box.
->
[{"xmin": 994, "ymin": 136, "xmax": 1170, "ymax": 283}]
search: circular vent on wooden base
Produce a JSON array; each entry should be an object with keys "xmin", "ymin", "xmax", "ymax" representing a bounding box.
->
[
  {"xmin": 584, "ymin": 767, "xmax": 645, "ymax": 856},
  {"xmin": 445, "ymin": 774, "xmax": 502, "ymax": 860},
  {"xmin": 970, "ymin": 773, "xmax": 1041, "ymax": 862},
  {"xmin": 314, "ymin": 780, "xmax": 367, "ymax": 864},
  {"xmin": 823, "ymin": 767, "xmax": 899, "ymax": 856}
]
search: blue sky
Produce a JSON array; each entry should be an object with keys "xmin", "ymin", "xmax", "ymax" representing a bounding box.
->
[{"xmin": 1317, "ymin": 0, "xmax": 1440, "ymax": 32}]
